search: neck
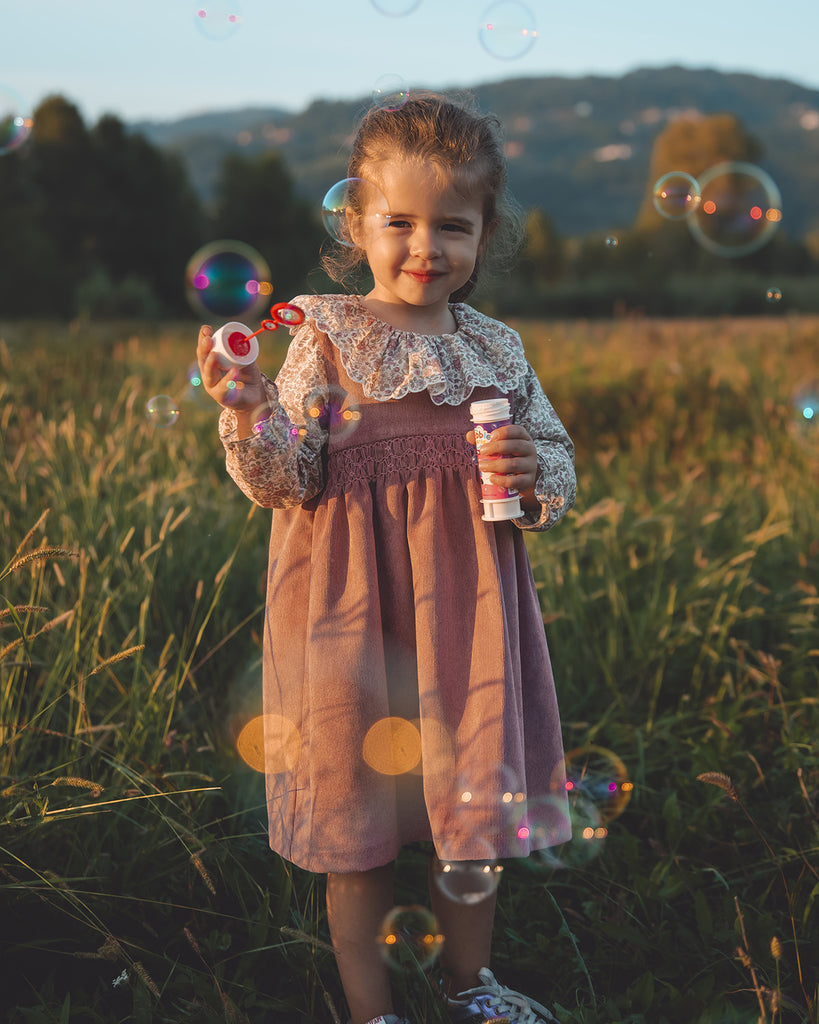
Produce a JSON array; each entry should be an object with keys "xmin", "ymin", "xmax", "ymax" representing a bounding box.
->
[{"xmin": 361, "ymin": 295, "xmax": 457, "ymax": 335}]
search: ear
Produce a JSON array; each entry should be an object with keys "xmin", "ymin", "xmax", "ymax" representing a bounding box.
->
[{"xmin": 345, "ymin": 207, "xmax": 363, "ymax": 248}]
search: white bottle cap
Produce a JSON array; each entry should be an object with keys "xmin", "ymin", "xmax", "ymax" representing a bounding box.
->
[
  {"xmin": 480, "ymin": 496, "xmax": 523, "ymax": 521},
  {"xmin": 211, "ymin": 321, "xmax": 259, "ymax": 368},
  {"xmin": 470, "ymin": 398, "xmax": 511, "ymax": 423}
]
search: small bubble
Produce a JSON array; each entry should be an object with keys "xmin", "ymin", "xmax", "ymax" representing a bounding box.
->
[
  {"xmin": 370, "ymin": 0, "xmax": 421, "ymax": 15},
  {"xmin": 321, "ymin": 178, "xmax": 391, "ymax": 248},
  {"xmin": 378, "ymin": 906, "xmax": 444, "ymax": 972},
  {"xmin": 302, "ymin": 384, "xmax": 362, "ymax": 440},
  {"xmin": 194, "ymin": 2, "xmax": 243, "ymax": 41},
  {"xmin": 479, "ymin": 0, "xmax": 538, "ymax": 60},
  {"xmin": 652, "ymin": 171, "xmax": 701, "ymax": 220},
  {"xmin": 432, "ymin": 840, "xmax": 502, "ymax": 905},
  {"xmin": 372, "ymin": 73, "xmax": 410, "ymax": 111},
  {"xmin": 605, "ymin": 235, "xmax": 619, "ymax": 249},
  {"xmin": 765, "ymin": 286, "xmax": 782, "ymax": 304},
  {"xmin": 146, "ymin": 395, "xmax": 180, "ymax": 427},
  {"xmin": 0, "ymin": 85, "xmax": 32, "ymax": 155},
  {"xmin": 561, "ymin": 745, "xmax": 633, "ymax": 824}
]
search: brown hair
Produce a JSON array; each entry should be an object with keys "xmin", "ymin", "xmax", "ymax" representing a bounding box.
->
[{"xmin": 321, "ymin": 92, "xmax": 523, "ymax": 302}]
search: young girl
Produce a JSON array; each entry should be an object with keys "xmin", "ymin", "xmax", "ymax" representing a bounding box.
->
[{"xmin": 197, "ymin": 94, "xmax": 576, "ymax": 1024}]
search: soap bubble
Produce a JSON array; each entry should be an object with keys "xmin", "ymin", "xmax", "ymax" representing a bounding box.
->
[
  {"xmin": 378, "ymin": 906, "xmax": 444, "ymax": 972},
  {"xmin": 765, "ymin": 286, "xmax": 782, "ymax": 304},
  {"xmin": 792, "ymin": 384, "xmax": 818, "ymax": 435},
  {"xmin": 507, "ymin": 794, "xmax": 572, "ymax": 857},
  {"xmin": 321, "ymin": 178, "xmax": 391, "ymax": 248},
  {"xmin": 562, "ymin": 745, "xmax": 633, "ymax": 824},
  {"xmin": 688, "ymin": 161, "xmax": 782, "ymax": 258},
  {"xmin": 194, "ymin": 2, "xmax": 242, "ymax": 41},
  {"xmin": 605, "ymin": 235, "xmax": 619, "ymax": 249},
  {"xmin": 432, "ymin": 839, "xmax": 502, "ymax": 904},
  {"xmin": 185, "ymin": 240, "xmax": 271, "ymax": 319},
  {"xmin": 370, "ymin": 0, "xmax": 421, "ymax": 15},
  {"xmin": 303, "ymin": 383, "xmax": 362, "ymax": 442},
  {"xmin": 372, "ymin": 73, "xmax": 410, "ymax": 111},
  {"xmin": 652, "ymin": 171, "xmax": 701, "ymax": 220},
  {"xmin": 362, "ymin": 717, "xmax": 421, "ymax": 775},
  {"xmin": 0, "ymin": 86, "xmax": 31, "ymax": 155},
  {"xmin": 530, "ymin": 795, "xmax": 608, "ymax": 870},
  {"xmin": 146, "ymin": 395, "xmax": 180, "ymax": 428},
  {"xmin": 479, "ymin": 1, "xmax": 538, "ymax": 61}
]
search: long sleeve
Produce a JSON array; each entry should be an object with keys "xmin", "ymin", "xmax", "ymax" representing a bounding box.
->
[
  {"xmin": 512, "ymin": 363, "xmax": 576, "ymax": 532},
  {"xmin": 218, "ymin": 322, "xmax": 329, "ymax": 508}
]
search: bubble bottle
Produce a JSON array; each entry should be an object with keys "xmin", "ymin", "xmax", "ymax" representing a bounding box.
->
[{"xmin": 470, "ymin": 397, "xmax": 523, "ymax": 521}]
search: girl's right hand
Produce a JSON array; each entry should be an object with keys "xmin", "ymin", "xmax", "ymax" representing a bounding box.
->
[{"xmin": 196, "ymin": 325, "xmax": 267, "ymax": 415}]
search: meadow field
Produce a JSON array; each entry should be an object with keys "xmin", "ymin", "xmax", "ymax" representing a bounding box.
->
[{"xmin": 0, "ymin": 314, "xmax": 817, "ymax": 1024}]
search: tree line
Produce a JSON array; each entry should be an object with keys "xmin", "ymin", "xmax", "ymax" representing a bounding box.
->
[
  {"xmin": 1, "ymin": 94, "xmax": 816, "ymax": 319},
  {"xmin": 0, "ymin": 95, "xmax": 322, "ymax": 319}
]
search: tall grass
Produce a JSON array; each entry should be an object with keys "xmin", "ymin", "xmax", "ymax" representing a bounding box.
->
[{"xmin": 1, "ymin": 315, "xmax": 817, "ymax": 1024}]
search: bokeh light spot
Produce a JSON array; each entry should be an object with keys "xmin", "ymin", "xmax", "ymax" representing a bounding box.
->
[{"xmin": 362, "ymin": 717, "xmax": 421, "ymax": 776}]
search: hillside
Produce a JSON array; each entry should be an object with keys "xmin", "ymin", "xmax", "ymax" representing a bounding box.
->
[{"xmin": 133, "ymin": 66, "xmax": 819, "ymax": 239}]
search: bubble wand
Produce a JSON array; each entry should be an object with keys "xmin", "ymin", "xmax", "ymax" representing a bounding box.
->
[{"xmin": 211, "ymin": 302, "xmax": 306, "ymax": 368}]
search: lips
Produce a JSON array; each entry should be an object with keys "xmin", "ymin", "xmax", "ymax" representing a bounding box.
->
[{"xmin": 404, "ymin": 270, "xmax": 444, "ymax": 283}]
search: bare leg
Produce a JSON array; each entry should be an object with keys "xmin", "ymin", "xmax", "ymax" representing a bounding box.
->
[
  {"xmin": 326, "ymin": 862, "xmax": 396, "ymax": 1024},
  {"xmin": 428, "ymin": 855, "xmax": 498, "ymax": 997}
]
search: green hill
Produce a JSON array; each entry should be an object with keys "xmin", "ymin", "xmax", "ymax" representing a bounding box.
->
[{"xmin": 134, "ymin": 66, "xmax": 819, "ymax": 240}]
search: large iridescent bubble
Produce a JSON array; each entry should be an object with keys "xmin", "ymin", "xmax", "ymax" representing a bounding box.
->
[
  {"xmin": 688, "ymin": 161, "xmax": 782, "ymax": 257},
  {"xmin": 185, "ymin": 240, "xmax": 272, "ymax": 319}
]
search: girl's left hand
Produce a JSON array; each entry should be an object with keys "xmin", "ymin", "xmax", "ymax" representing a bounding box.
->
[{"xmin": 467, "ymin": 424, "xmax": 539, "ymax": 496}]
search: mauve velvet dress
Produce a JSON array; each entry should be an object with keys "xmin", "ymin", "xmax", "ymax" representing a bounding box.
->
[{"xmin": 219, "ymin": 295, "xmax": 576, "ymax": 873}]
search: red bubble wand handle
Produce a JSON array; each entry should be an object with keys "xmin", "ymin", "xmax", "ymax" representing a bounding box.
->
[{"xmin": 244, "ymin": 302, "xmax": 306, "ymax": 341}]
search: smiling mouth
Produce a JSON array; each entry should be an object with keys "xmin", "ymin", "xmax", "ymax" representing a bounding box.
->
[{"xmin": 404, "ymin": 270, "xmax": 444, "ymax": 283}]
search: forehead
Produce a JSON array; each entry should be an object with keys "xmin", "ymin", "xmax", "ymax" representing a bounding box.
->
[{"xmin": 366, "ymin": 158, "xmax": 484, "ymax": 218}]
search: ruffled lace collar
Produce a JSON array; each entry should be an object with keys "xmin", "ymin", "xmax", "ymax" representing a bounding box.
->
[{"xmin": 289, "ymin": 294, "xmax": 528, "ymax": 406}]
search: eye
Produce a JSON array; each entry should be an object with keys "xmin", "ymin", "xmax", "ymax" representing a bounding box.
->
[
  {"xmin": 442, "ymin": 222, "xmax": 470, "ymax": 233},
  {"xmin": 387, "ymin": 218, "xmax": 411, "ymax": 229}
]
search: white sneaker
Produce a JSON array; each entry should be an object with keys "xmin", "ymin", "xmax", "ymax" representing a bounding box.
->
[{"xmin": 447, "ymin": 967, "xmax": 558, "ymax": 1024}]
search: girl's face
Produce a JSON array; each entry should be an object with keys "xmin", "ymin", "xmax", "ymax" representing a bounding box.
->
[{"xmin": 353, "ymin": 158, "xmax": 484, "ymax": 332}]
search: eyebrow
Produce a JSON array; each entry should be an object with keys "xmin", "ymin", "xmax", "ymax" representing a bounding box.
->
[{"xmin": 389, "ymin": 212, "xmax": 480, "ymax": 228}]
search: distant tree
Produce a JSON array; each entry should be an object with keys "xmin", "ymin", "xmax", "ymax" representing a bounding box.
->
[
  {"xmin": 89, "ymin": 114, "xmax": 204, "ymax": 314},
  {"xmin": 635, "ymin": 112, "xmax": 763, "ymax": 230},
  {"xmin": 211, "ymin": 151, "xmax": 324, "ymax": 301},
  {"xmin": 519, "ymin": 208, "xmax": 565, "ymax": 285}
]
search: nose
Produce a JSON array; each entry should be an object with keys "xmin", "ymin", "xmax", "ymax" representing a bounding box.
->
[{"xmin": 410, "ymin": 226, "xmax": 441, "ymax": 259}]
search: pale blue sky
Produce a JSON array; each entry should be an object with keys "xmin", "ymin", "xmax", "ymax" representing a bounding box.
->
[{"xmin": 4, "ymin": 0, "xmax": 819, "ymax": 125}]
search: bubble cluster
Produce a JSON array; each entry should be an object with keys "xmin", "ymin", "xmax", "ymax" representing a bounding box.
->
[
  {"xmin": 378, "ymin": 906, "xmax": 444, "ymax": 972},
  {"xmin": 362, "ymin": 716, "xmax": 421, "ymax": 775},
  {"xmin": 372, "ymin": 74, "xmax": 410, "ymax": 111},
  {"xmin": 478, "ymin": 1, "xmax": 538, "ymax": 61},
  {"xmin": 370, "ymin": 0, "xmax": 421, "ymax": 15},
  {"xmin": 321, "ymin": 178, "xmax": 391, "ymax": 248},
  {"xmin": 185, "ymin": 240, "xmax": 272, "ymax": 319},
  {"xmin": 0, "ymin": 86, "xmax": 31, "ymax": 155},
  {"xmin": 652, "ymin": 171, "xmax": 701, "ymax": 220},
  {"xmin": 194, "ymin": 2, "xmax": 243, "ymax": 41},
  {"xmin": 145, "ymin": 395, "xmax": 180, "ymax": 428},
  {"xmin": 432, "ymin": 839, "xmax": 502, "ymax": 905},
  {"xmin": 688, "ymin": 161, "xmax": 782, "ymax": 258}
]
